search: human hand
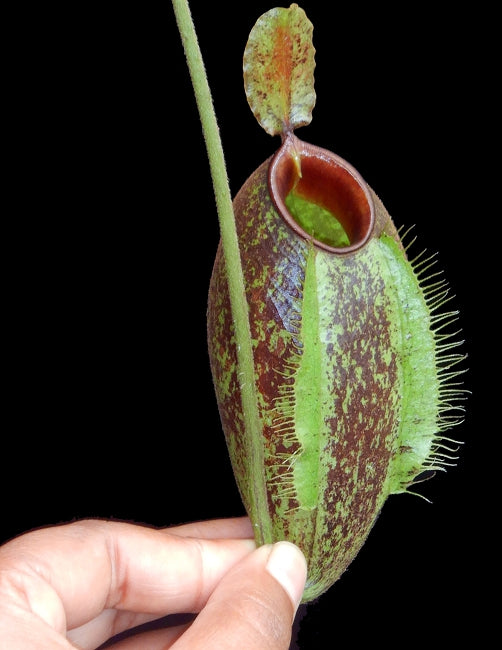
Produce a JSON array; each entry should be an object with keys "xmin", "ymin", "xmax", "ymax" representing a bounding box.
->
[{"xmin": 0, "ymin": 516, "xmax": 307, "ymax": 649}]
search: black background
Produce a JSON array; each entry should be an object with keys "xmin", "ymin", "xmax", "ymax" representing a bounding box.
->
[{"xmin": 4, "ymin": 1, "xmax": 494, "ymax": 647}]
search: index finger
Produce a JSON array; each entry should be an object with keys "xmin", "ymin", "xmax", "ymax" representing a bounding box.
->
[{"xmin": 0, "ymin": 518, "xmax": 256, "ymax": 634}]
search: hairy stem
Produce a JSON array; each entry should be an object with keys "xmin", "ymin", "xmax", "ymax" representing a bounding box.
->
[{"xmin": 171, "ymin": 0, "xmax": 270, "ymax": 541}]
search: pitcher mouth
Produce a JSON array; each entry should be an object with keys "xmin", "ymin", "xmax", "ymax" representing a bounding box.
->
[{"xmin": 268, "ymin": 134, "xmax": 375, "ymax": 254}]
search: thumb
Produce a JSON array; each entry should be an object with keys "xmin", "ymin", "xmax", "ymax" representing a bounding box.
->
[{"xmin": 174, "ymin": 541, "xmax": 307, "ymax": 650}]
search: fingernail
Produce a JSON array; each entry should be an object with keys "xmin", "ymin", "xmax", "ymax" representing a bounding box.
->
[{"xmin": 265, "ymin": 541, "xmax": 307, "ymax": 613}]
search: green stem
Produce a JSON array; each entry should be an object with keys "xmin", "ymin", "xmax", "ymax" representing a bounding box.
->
[{"xmin": 172, "ymin": 0, "xmax": 270, "ymax": 543}]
